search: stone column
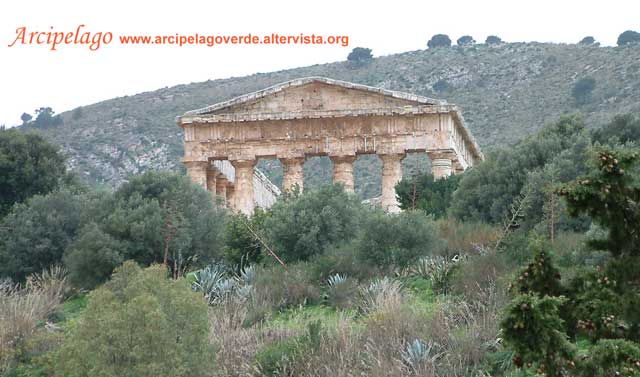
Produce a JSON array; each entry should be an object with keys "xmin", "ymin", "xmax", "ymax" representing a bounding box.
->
[
  {"xmin": 184, "ymin": 160, "xmax": 208, "ymax": 188},
  {"xmin": 280, "ymin": 157, "xmax": 305, "ymax": 192},
  {"xmin": 432, "ymin": 158, "xmax": 453, "ymax": 179},
  {"xmin": 330, "ymin": 155, "xmax": 357, "ymax": 192},
  {"xmin": 380, "ymin": 153, "xmax": 405, "ymax": 213},
  {"xmin": 215, "ymin": 177, "xmax": 229, "ymax": 207},
  {"xmin": 230, "ymin": 159, "xmax": 256, "ymax": 215},
  {"xmin": 226, "ymin": 185, "xmax": 236, "ymax": 209},
  {"xmin": 206, "ymin": 167, "xmax": 218, "ymax": 202}
]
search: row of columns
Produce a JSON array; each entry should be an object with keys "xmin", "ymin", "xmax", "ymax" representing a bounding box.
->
[{"xmin": 186, "ymin": 153, "xmax": 454, "ymax": 215}]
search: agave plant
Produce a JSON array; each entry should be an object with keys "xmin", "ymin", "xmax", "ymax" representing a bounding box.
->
[
  {"xmin": 326, "ymin": 274, "xmax": 356, "ymax": 309},
  {"xmin": 409, "ymin": 256, "xmax": 459, "ymax": 294},
  {"xmin": 192, "ymin": 264, "xmax": 233, "ymax": 305},
  {"xmin": 356, "ymin": 277, "xmax": 403, "ymax": 314},
  {"xmin": 235, "ymin": 265, "xmax": 256, "ymax": 301},
  {"xmin": 401, "ymin": 339, "xmax": 441, "ymax": 371},
  {"xmin": 327, "ymin": 273, "xmax": 347, "ymax": 287},
  {"xmin": 237, "ymin": 265, "xmax": 256, "ymax": 286}
]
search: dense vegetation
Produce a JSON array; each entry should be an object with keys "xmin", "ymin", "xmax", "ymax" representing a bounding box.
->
[{"xmin": 1, "ymin": 111, "xmax": 638, "ymax": 376}]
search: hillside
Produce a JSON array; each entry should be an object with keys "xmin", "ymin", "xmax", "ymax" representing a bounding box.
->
[{"xmin": 26, "ymin": 42, "xmax": 640, "ymax": 197}]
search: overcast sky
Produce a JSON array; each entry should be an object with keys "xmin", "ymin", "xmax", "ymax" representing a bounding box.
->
[{"xmin": 1, "ymin": 0, "xmax": 638, "ymax": 126}]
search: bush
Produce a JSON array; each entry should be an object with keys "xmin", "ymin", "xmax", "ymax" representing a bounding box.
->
[
  {"xmin": 427, "ymin": 34, "xmax": 451, "ymax": 48},
  {"xmin": 63, "ymin": 223, "xmax": 124, "ymax": 289},
  {"xmin": 593, "ymin": 113, "xmax": 640, "ymax": 145},
  {"xmin": 485, "ymin": 35, "xmax": 502, "ymax": 45},
  {"xmin": 56, "ymin": 262, "xmax": 213, "ymax": 377},
  {"xmin": 572, "ymin": 77, "xmax": 596, "ymax": 105},
  {"xmin": 263, "ymin": 184, "xmax": 363, "ymax": 263},
  {"xmin": 308, "ymin": 243, "xmax": 378, "ymax": 282},
  {"xmin": 0, "ymin": 189, "xmax": 90, "ymax": 282},
  {"xmin": 222, "ymin": 209, "xmax": 269, "ymax": 268},
  {"xmin": 578, "ymin": 36, "xmax": 596, "ymax": 45},
  {"xmin": 510, "ymin": 240, "xmax": 563, "ymax": 297},
  {"xmin": 578, "ymin": 339, "xmax": 640, "ymax": 376},
  {"xmin": 251, "ymin": 263, "xmax": 321, "ymax": 312},
  {"xmin": 255, "ymin": 337, "xmax": 301, "ymax": 376},
  {"xmin": 347, "ymin": 47, "xmax": 373, "ymax": 65},
  {"xmin": 432, "ymin": 79, "xmax": 449, "ymax": 92},
  {"xmin": 395, "ymin": 173, "xmax": 461, "ymax": 217},
  {"xmin": 356, "ymin": 210, "xmax": 443, "ymax": 269},
  {"xmin": 0, "ymin": 129, "xmax": 70, "ymax": 218},
  {"xmin": 617, "ymin": 30, "xmax": 640, "ymax": 46},
  {"xmin": 457, "ymin": 35, "xmax": 475, "ymax": 46},
  {"xmin": 501, "ymin": 293, "xmax": 575, "ymax": 375}
]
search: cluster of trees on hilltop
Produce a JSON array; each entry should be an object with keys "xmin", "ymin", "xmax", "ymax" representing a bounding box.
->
[{"xmin": 348, "ymin": 29, "xmax": 640, "ymax": 65}]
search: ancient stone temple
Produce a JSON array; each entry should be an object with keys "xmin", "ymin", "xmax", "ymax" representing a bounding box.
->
[{"xmin": 177, "ymin": 77, "xmax": 484, "ymax": 215}]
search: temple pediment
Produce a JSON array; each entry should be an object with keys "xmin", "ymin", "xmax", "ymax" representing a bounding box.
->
[{"xmin": 183, "ymin": 77, "xmax": 444, "ymax": 116}]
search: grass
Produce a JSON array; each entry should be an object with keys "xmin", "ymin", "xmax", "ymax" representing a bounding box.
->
[{"xmin": 53, "ymin": 294, "xmax": 87, "ymax": 325}]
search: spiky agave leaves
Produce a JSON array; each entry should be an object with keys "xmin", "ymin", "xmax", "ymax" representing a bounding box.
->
[
  {"xmin": 401, "ymin": 339, "xmax": 442, "ymax": 372},
  {"xmin": 192, "ymin": 263, "xmax": 255, "ymax": 305},
  {"xmin": 326, "ymin": 273, "xmax": 357, "ymax": 309},
  {"xmin": 356, "ymin": 277, "xmax": 404, "ymax": 315}
]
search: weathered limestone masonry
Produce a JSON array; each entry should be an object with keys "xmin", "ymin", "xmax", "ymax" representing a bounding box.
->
[{"xmin": 177, "ymin": 77, "xmax": 484, "ymax": 215}]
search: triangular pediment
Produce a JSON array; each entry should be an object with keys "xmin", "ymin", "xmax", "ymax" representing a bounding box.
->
[{"xmin": 184, "ymin": 77, "xmax": 444, "ymax": 116}]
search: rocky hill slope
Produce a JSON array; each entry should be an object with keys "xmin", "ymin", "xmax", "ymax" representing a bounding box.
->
[{"xmin": 26, "ymin": 42, "xmax": 640, "ymax": 198}]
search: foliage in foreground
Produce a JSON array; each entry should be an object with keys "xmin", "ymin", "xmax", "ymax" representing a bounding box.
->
[
  {"xmin": 502, "ymin": 144, "xmax": 640, "ymax": 376},
  {"xmin": 56, "ymin": 262, "xmax": 213, "ymax": 377}
]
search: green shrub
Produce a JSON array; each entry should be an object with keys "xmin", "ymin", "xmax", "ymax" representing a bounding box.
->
[
  {"xmin": 55, "ymin": 262, "xmax": 213, "ymax": 377},
  {"xmin": 395, "ymin": 173, "xmax": 461, "ymax": 217},
  {"xmin": 578, "ymin": 339, "xmax": 640, "ymax": 377},
  {"xmin": 571, "ymin": 77, "xmax": 596, "ymax": 105},
  {"xmin": 308, "ymin": 242, "xmax": 378, "ymax": 282},
  {"xmin": 457, "ymin": 35, "xmax": 475, "ymax": 46},
  {"xmin": 0, "ymin": 129, "xmax": 70, "ymax": 219},
  {"xmin": 427, "ymin": 34, "xmax": 451, "ymax": 48},
  {"xmin": 222, "ymin": 209, "xmax": 269, "ymax": 268},
  {"xmin": 63, "ymin": 223, "xmax": 124, "ymax": 289},
  {"xmin": 263, "ymin": 184, "xmax": 363, "ymax": 263},
  {"xmin": 251, "ymin": 263, "xmax": 321, "ymax": 312},
  {"xmin": 510, "ymin": 240, "xmax": 563, "ymax": 297},
  {"xmin": 357, "ymin": 210, "xmax": 443, "ymax": 269},
  {"xmin": 592, "ymin": 113, "xmax": 640, "ymax": 145},
  {"xmin": 0, "ymin": 190, "xmax": 90, "ymax": 282},
  {"xmin": 501, "ymin": 293, "xmax": 575, "ymax": 376},
  {"xmin": 578, "ymin": 36, "xmax": 596, "ymax": 45},
  {"xmin": 347, "ymin": 47, "xmax": 373, "ymax": 65},
  {"xmin": 486, "ymin": 35, "xmax": 502, "ymax": 45},
  {"xmin": 255, "ymin": 337, "xmax": 301, "ymax": 376},
  {"xmin": 617, "ymin": 30, "xmax": 640, "ymax": 46}
]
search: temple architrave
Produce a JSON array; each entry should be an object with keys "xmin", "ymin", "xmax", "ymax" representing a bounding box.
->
[{"xmin": 177, "ymin": 77, "xmax": 484, "ymax": 215}]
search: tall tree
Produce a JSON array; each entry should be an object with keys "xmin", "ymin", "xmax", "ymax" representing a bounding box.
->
[{"xmin": 0, "ymin": 129, "xmax": 69, "ymax": 218}]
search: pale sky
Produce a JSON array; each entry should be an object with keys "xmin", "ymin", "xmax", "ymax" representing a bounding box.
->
[{"xmin": 1, "ymin": 0, "xmax": 638, "ymax": 127}]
